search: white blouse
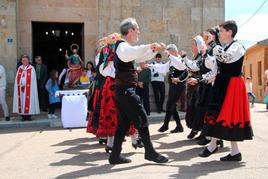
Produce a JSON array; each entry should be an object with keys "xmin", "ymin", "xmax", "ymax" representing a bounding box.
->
[{"xmin": 213, "ymin": 41, "xmax": 245, "ymax": 64}]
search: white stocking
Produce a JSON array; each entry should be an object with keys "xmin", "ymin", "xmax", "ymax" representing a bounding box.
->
[
  {"xmin": 130, "ymin": 133, "xmax": 138, "ymax": 145},
  {"xmin": 107, "ymin": 136, "xmax": 114, "ymax": 148},
  {"xmin": 207, "ymin": 137, "xmax": 218, "ymax": 152},
  {"xmin": 230, "ymin": 141, "xmax": 240, "ymax": 156}
]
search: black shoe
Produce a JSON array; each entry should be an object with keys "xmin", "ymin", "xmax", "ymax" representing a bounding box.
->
[
  {"xmin": 145, "ymin": 152, "xmax": 168, "ymax": 163},
  {"xmin": 187, "ymin": 130, "xmax": 198, "ymax": 139},
  {"xmin": 199, "ymin": 147, "xmax": 218, "ymax": 157},
  {"xmin": 157, "ymin": 110, "xmax": 161, "ymax": 114},
  {"xmin": 170, "ymin": 126, "xmax": 184, "ymax": 133},
  {"xmin": 132, "ymin": 138, "xmax": 144, "ymax": 149},
  {"xmin": 132, "ymin": 142, "xmax": 144, "ymax": 149},
  {"xmin": 197, "ymin": 138, "xmax": 211, "ymax": 146},
  {"xmin": 105, "ymin": 146, "xmax": 113, "ymax": 153},
  {"xmin": 109, "ymin": 155, "xmax": 132, "ymax": 164},
  {"xmin": 158, "ymin": 125, "xmax": 168, "ymax": 133},
  {"xmin": 195, "ymin": 134, "xmax": 204, "ymax": 140},
  {"xmin": 99, "ymin": 138, "xmax": 107, "ymax": 145},
  {"xmin": 217, "ymin": 140, "xmax": 224, "ymax": 148},
  {"xmin": 220, "ymin": 153, "xmax": 242, "ymax": 161},
  {"xmin": 5, "ymin": 117, "xmax": 10, "ymax": 121}
]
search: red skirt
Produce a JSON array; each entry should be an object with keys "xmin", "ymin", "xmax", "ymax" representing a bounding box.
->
[
  {"xmin": 87, "ymin": 77, "xmax": 136, "ymax": 137},
  {"xmin": 203, "ymin": 77, "xmax": 253, "ymax": 141}
]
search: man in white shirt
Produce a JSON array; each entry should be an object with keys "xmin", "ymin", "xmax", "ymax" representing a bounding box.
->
[
  {"xmin": 150, "ymin": 53, "xmax": 166, "ymax": 113},
  {"xmin": 245, "ymin": 77, "xmax": 255, "ymax": 107},
  {"xmin": 109, "ymin": 17, "xmax": 168, "ymax": 165},
  {"xmin": 0, "ymin": 65, "xmax": 10, "ymax": 121}
]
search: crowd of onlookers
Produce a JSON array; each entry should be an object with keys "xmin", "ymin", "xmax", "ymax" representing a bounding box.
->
[{"xmin": 0, "ymin": 55, "xmax": 96, "ymax": 121}]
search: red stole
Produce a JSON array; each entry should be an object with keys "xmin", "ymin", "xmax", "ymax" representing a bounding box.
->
[{"xmin": 17, "ymin": 66, "xmax": 32, "ymax": 113}]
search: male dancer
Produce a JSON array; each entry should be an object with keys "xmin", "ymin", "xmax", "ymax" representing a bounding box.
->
[
  {"xmin": 152, "ymin": 44, "xmax": 187, "ymax": 133},
  {"xmin": 109, "ymin": 18, "xmax": 168, "ymax": 164}
]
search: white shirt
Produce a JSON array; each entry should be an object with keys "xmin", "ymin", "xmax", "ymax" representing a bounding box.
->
[
  {"xmin": 151, "ymin": 55, "xmax": 187, "ymax": 74},
  {"xmin": 183, "ymin": 55, "xmax": 218, "ymax": 83},
  {"xmin": 116, "ymin": 41, "xmax": 156, "ymax": 63},
  {"xmin": 0, "ymin": 65, "xmax": 7, "ymax": 90},
  {"xmin": 213, "ymin": 41, "xmax": 245, "ymax": 64},
  {"xmin": 150, "ymin": 61, "xmax": 165, "ymax": 82},
  {"xmin": 246, "ymin": 82, "xmax": 253, "ymax": 93},
  {"xmin": 99, "ymin": 61, "xmax": 115, "ymax": 78}
]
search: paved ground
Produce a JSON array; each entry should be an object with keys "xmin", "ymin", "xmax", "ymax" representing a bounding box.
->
[{"xmin": 0, "ymin": 103, "xmax": 267, "ymax": 179}]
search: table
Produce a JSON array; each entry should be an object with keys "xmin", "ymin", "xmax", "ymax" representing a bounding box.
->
[{"xmin": 55, "ymin": 90, "xmax": 88, "ymax": 128}]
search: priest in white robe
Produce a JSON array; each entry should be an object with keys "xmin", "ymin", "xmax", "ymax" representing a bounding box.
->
[{"xmin": 13, "ymin": 55, "xmax": 40, "ymax": 121}]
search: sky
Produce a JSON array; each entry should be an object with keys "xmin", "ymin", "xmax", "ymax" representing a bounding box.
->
[{"xmin": 225, "ymin": 0, "xmax": 268, "ymax": 48}]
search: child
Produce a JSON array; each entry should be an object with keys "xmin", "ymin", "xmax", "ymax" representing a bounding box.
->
[
  {"xmin": 45, "ymin": 70, "xmax": 61, "ymax": 119},
  {"xmin": 79, "ymin": 68, "xmax": 91, "ymax": 88}
]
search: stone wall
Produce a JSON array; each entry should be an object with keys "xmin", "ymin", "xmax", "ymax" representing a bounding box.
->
[
  {"xmin": 0, "ymin": 0, "xmax": 17, "ymax": 116},
  {"xmin": 98, "ymin": 0, "xmax": 224, "ymax": 53}
]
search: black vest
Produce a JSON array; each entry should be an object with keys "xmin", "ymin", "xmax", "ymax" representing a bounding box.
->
[
  {"xmin": 218, "ymin": 41, "xmax": 244, "ymax": 78},
  {"xmin": 114, "ymin": 40, "xmax": 138, "ymax": 86}
]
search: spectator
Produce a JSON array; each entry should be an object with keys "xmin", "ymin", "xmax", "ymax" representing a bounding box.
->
[
  {"xmin": 150, "ymin": 53, "xmax": 166, "ymax": 113},
  {"xmin": 0, "ymin": 64, "xmax": 10, "ymax": 121},
  {"xmin": 246, "ymin": 77, "xmax": 256, "ymax": 107},
  {"xmin": 79, "ymin": 68, "xmax": 91, "ymax": 88},
  {"xmin": 136, "ymin": 62, "xmax": 151, "ymax": 115},
  {"xmin": 45, "ymin": 70, "xmax": 61, "ymax": 119},
  {"xmin": 34, "ymin": 56, "xmax": 48, "ymax": 111},
  {"xmin": 86, "ymin": 61, "xmax": 95, "ymax": 81},
  {"xmin": 13, "ymin": 54, "xmax": 40, "ymax": 121}
]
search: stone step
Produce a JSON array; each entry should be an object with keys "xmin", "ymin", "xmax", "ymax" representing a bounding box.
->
[{"xmin": 0, "ymin": 112, "xmax": 186, "ymax": 129}]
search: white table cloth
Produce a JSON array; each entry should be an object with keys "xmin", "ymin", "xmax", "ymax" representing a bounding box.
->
[{"xmin": 56, "ymin": 90, "xmax": 88, "ymax": 128}]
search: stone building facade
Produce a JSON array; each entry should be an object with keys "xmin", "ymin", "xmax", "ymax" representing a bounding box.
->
[
  {"xmin": 0, "ymin": 0, "xmax": 224, "ymax": 115},
  {"xmin": 243, "ymin": 39, "xmax": 268, "ymax": 101}
]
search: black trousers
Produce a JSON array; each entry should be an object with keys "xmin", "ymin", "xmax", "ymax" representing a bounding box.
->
[
  {"xmin": 110, "ymin": 85, "xmax": 156, "ymax": 159},
  {"xmin": 136, "ymin": 84, "xmax": 150, "ymax": 114},
  {"xmin": 151, "ymin": 81, "xmax": 165, "ymax": 111},
  {"xmin": 162, "ymin": 82, "xmax": 186, "ymax": 126},
  {"xmin": 37, "ymin": 81, "xmax": 48, "ymax": 110},
  {"xmin": 48, "ymin": 103, "xmax": 58, "ymax": 114}
]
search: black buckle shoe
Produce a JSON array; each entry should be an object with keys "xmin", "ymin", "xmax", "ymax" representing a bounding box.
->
[
  {"xmin": 187, "ymin": 130, "xmax": 198, "ymax": 139},
  {"xmin": 199, "ymin": 147, "xmax": 218, "ymax": 157},
  {"xmin": 145, "ymin": 152, "xmax": 168, "ymax": 163},
  {"xmin": 197, "ymin": 138, "xmax": 211, "ymax": 146},
  {"xmin": 109, "ymin": 155, "xmax": 132, "ymax": 164},
  {"xmin": 220, "ymin": 153, "xmax": 242, "ymax": 161},
  {"xmin": 170, "ymin": 127, "xmax": 183, "ymax": 133},
  {"xmin": 170, "ymin": 126, "xmax": 184, "ymax": 133},
  {"xmin": 158, "ymin": 125, "xmax": 168, "ymax": 133},
  {"xmin": 132, "ymin": 139, "xmax": 144, "ymax": 149}
]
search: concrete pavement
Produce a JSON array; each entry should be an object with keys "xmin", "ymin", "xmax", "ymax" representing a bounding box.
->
[{"xmin": 0, "ymin": 103, "xmax": 267, "ymax": 179}]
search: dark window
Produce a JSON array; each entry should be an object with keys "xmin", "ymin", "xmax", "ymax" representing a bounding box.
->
[{"xmin": 258, "ymin": 61, "xmax": 262, "ymax": 85}]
